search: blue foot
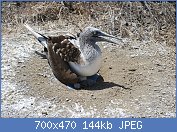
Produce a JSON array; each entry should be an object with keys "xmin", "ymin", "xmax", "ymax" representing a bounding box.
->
[{"xmin": 66, "ymin": 73, "xmax": 101, "ymax": 89}]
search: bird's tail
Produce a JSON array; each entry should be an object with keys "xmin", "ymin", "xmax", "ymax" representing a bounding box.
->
[{"xmin": 24, "ymin": 23, "xmax": 48, "ymax": 48}]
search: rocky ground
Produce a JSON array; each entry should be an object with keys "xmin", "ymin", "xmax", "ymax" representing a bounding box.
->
[{"xmin": 1, "ymin": 2, "xmax": 176, "ymax": 118}]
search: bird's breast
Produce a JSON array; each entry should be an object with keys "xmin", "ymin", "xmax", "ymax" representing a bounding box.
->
[{"xmin": 68, "ymin": 53, "xmax": 102, "ymax": 76}]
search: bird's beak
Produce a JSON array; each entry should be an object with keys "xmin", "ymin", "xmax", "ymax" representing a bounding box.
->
[{"xmin": 97, "ymin": 32, "xmax": 123, "ymax": 44}]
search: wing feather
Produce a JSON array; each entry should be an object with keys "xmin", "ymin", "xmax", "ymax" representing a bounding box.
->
[{"xmin": 46, "ymin": 36, "xmax": 81, "ymax": 84}]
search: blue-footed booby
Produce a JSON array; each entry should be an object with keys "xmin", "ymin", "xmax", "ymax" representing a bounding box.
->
[{"xmin": 24, "ymin": 24, "xmax": 121, "ymax": 89}]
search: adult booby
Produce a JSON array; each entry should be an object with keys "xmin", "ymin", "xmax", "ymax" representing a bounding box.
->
[{"xmin": 24, "ymin": 24, "xmax": 121, "ymax": 88}]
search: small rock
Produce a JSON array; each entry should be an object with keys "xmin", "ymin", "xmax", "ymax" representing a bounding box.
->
[
  {"xmin": 128, "ymin": 69, "xmax": 137, "ymax": 71},
  {"xmin": 162, "ymin": 92, "xmax": 166, "ymax": 95},
  {"xmin": 160, "ymin": 112, "xmax": 164, "ymax": 114},
  {"xmin": 131, "ymin": 46, "xmax": 139, "ymax": 49},
  {"xmin": 156, "ymin": 63, "xmax": 162, "ymax": 66},
  {"xmin": 66, "ymin": 98, "xmax": 70, "ymax": 102},
  {"xmin": 42, "ymin": 111, "xmax": 48, "ymax": 115},
  {"xmin": 48, "ymin": 106, "xmax": 52, "ymax": 109},
  {"xmin": 18, "ymin": 60, "xmax": 24, "ymax": 63},
  {"xmin": 154, "ymin": 89, "xmax": 160, "ymax": 92}
]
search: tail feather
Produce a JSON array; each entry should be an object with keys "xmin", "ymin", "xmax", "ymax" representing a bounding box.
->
[{"xmin": 24, "ymin": 23, "xmax": 48, "ymax": 48}]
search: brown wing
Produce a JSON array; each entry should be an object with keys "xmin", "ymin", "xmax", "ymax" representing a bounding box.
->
[{"xmin": 46, "ymin": 35, "xmax": 80, "ymax": 84}]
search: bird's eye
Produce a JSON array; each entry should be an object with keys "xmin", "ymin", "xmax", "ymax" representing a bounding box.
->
[{"xmin": 93, "ymin": 31, "xmax": 97, "ymax": 35}]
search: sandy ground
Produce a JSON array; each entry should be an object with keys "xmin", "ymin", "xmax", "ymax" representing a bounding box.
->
[{"xmin": 1, "ymin": 24, "xmax": 176, "ymax": 118}]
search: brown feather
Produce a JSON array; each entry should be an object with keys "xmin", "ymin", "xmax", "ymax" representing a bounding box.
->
[{"xmin": 46, "ymin": 36, "xmax": 81, "ymax": 84}]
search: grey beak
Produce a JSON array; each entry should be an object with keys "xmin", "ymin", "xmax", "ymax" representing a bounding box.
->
[{"xmin": 98, "ymin": 32, "xmax": 123, "ymax": 44}]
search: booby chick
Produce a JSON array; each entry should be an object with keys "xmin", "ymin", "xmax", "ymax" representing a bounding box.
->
[{"xmin": 24, "ymin": 24, "xmax": 121, "ymax": 89}]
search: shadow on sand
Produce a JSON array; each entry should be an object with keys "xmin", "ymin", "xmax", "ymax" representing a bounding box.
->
[
  {"xmin": 80, "ymin": 81, "xmax": 131, "ymax": 90},
  {"xmin": 79, "ymin": 75, "xmax": 131, "ymax": 91}
]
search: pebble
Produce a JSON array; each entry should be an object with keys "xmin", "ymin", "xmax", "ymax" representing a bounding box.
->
[
  {"xmin": 162, "ymin": 92, "xmax": 166, "ymax": 95},
  {"xmin": 42, "ymin": 111, "xmax": 48, "ymax": 115},
  {"xmin": 154, "ymin": 89, "xmax": 160, "ymax": 92},
  {"xmin": 18, "ymin": 60, "xmax": 24, "ymax": 63},
  {"xmin": 109, "ymin": 67, "xmax": 112, "ymax": 69},
  {"xmin": 131, "ymin": 46, "xmax": 139, "ymax": 49},
  {"xmin": 128, "ymin": 69, "xmax": 137, "ymax": 71},
  {"xmin": 66, "ymin": 98, "xmax": 70, "ymax": 102},
  {"xmin": 48, "ymin": 106, "xmax": 52, "ymax": 109},
  {"xmin": 156, "ymin": 63, "xmax": 162, "ymax": 66}
]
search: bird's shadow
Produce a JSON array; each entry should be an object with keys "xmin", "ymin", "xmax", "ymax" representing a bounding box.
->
[
  {"xmin": 80, "ymin": 81, "xmax": 131, "ymax": 91},
  {"xmin": 78, "ymin": 75, "xmax": 131, "ymax": 91}
]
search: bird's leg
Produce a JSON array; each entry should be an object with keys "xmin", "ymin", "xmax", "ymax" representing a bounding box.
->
[
  {"xmin": 67, "ymin": 74, "xmax": 103, "ymax": 89},
  {"xmin": 67, "ymin": 76, "xmax": 96, "ymax": 89}
]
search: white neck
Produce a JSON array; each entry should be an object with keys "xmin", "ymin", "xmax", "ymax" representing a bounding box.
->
[{"xmin": 69, "ymin": 40, "xmax": 102, "ymax": 76}]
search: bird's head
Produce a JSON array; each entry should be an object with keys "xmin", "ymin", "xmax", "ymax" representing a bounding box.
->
[{"xmin": 80, "ymin": 27, "xmax": 122, "ymax": 44}]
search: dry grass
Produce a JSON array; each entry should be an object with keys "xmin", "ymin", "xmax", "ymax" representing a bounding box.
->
[{"xmin": 2, "ymin": 1, "xmax": 176, "ymax": 46}]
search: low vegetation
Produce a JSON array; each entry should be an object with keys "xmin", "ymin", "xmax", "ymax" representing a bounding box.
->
[{"xmin": 2, "ymin": 2, "xmax": 176, "ymax": 46}]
